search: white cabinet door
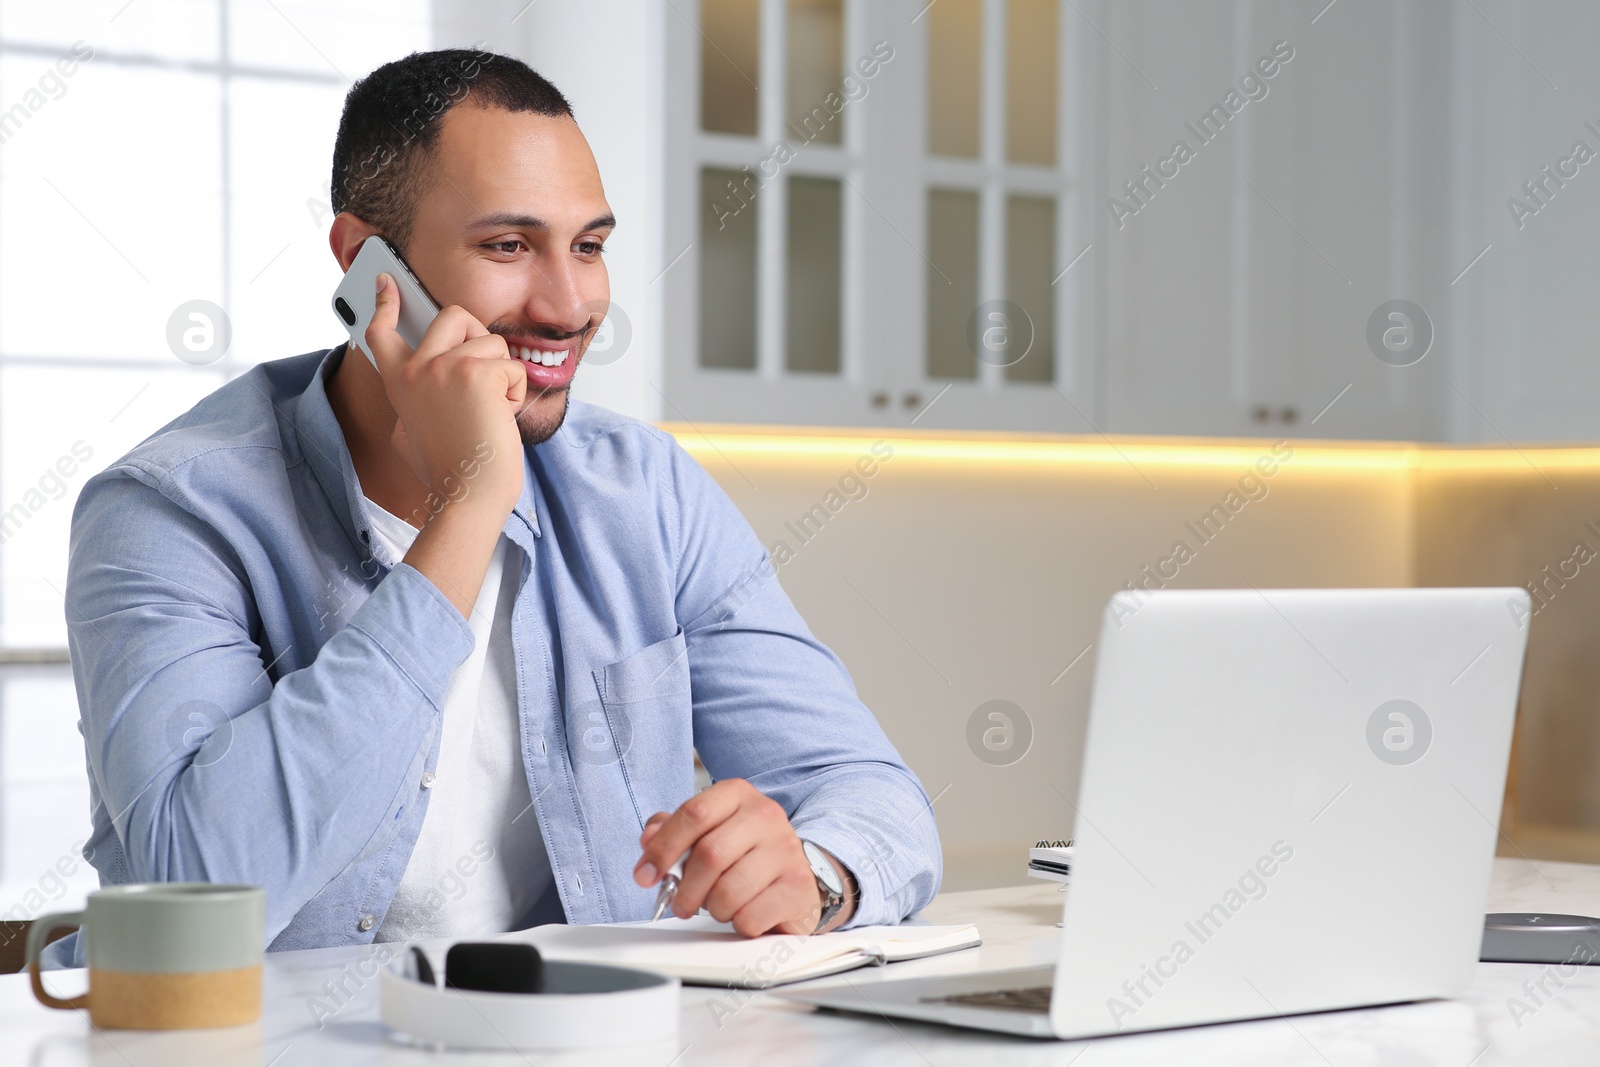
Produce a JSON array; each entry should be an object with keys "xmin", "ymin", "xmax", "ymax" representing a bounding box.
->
[
  {"xmin": 1097, "ymin": 0, "xmax": 1451, "ymax": 441},
  {"xmin": 663, "ymin": 0, "xmax": 896, "ymax": 428},
  {"xmin": 1098, "ymin": 0, "xmax": 1265, "ymax": 437},
  {"xmin": 871, "ymin": 0, "xmax": 1097, "ymax": 435},
  {"xmin": 664, "ymin": 0, "xmax": 1098, "ymax": 433},
  {"xmin": 1445, "ymin": 1, "xmax": 1600, "ymax": 444}
]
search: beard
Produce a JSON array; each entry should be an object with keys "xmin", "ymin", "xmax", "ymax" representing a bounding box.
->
[{"xmin": 514, "ymin": 387, "xmax": 571, "ymax": 446}]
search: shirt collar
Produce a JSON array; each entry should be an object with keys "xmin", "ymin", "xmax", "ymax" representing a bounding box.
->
[{"xmin": 297, "ymin": 344, "xmax": 541, "ymax": 569}]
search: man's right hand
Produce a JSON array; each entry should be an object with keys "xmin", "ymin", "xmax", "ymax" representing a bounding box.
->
[{"xmin": 364, "ymin": 272, "xmax": 527, "ymax": 519}]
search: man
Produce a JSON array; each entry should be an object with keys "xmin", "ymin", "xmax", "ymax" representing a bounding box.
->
[{"xmin": 40, "ymin": 48, "xmax": 939, "ymax": 970}]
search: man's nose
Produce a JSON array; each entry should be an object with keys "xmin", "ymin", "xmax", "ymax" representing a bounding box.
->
[{"xmin": 524, "ymin": 258, "xmax": 594, "ymax": 333}]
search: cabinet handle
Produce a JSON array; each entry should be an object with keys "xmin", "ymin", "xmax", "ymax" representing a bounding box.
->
[
  {"xmin": 1280, "ymin": 406, "xmax": 1298, "ymax": 424},
  {"xmin": 903, "ymin": 392, "xmax": 922, "ymax": 409},
  {"xmin": 870, "ymin": 391, "xmax": 890, "ymax": 409},
  {"xmin": 1252, "ymin": 405, "xmax": 1271, "ymax": 423}
]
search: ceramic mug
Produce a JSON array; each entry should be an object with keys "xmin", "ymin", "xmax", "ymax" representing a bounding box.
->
[{"xmin": 25, "ymin": 883, "xmax": 265, "ymax": 1030}]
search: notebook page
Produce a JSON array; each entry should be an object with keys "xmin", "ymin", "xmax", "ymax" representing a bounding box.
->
[{"xmin": 497, "ymin": 915, "xmax": 980, "ymax": 987}]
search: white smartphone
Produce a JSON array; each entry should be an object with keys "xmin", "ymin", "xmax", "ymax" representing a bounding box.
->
[{"xmin": 331, "ymin": 234, "xmax": 441, "ymax": 372}]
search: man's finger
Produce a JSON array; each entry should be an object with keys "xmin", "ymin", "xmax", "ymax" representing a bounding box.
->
[
  {"xmin": 700, "ymin": 844, "xmax": 788, "ymax": 923},
  {"xmin": 363, "ymin": 272, "xmax": 406, "ymax": 375},
  {"xmin": 412, "ymin": 305, "xmax": 489, "ymax": 362},
  {"xmin": 670, "ymin": 820, "xmax": 767, "ymax": 916},
  {"xmin": 639, "ymin": 812, "xmax": 671, "ymax": 845},
  {"xmin": 731, "ymin": 874, "xmax": 818, "ymax": 938},
  {"xmin": 433, "ymin": 334, "xmax": 526, "ymax": 408},
  {"xmin": 442, "ymin": 333, "xmax": 512, "ymax": 363},
  {"xmin": 501, "ymin": 356, "xmax": 528, "ymax": 408},
  {"xmin": 634, "ymin": 783, "xmax": 742, "ymax": 886}
]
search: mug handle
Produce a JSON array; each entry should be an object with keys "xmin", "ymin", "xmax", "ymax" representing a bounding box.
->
[{"xmin": 26, "ymin": 910, "xmax": 89, "ymax": 1010}]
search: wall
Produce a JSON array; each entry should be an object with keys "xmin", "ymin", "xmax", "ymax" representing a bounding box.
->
[
  {"xmin": 1416, "ymin": 460, "xmax": 1600, "ymax": 862},
  {"xmin": 684, "ymin": 427, "xmax": 1419, "ymax": 889}
]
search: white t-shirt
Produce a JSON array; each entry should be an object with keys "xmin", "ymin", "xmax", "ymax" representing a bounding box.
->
[{"xmin": 360, "ymin": 496, "xmax": 553, "ymax": 941}]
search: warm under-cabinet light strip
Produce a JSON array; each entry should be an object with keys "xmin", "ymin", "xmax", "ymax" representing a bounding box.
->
[{"xmin": 660, "ymin": 425, "xmax": 1600, "ymax": 474}]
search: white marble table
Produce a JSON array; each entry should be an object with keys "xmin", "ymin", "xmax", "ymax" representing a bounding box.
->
[{"xmin": 7, "ymin": 856, "xmax": 1600, "ymax": 1065}]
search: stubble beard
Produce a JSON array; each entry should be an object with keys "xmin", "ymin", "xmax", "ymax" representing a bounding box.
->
[{"xmin": 515, "ymin": 388, "xmax": 572, "ymax": 447}]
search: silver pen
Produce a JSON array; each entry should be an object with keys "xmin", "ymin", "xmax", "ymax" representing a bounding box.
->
[{"xmin": 650, "ymin": 852, "xmax": 690, "ymax": 921}]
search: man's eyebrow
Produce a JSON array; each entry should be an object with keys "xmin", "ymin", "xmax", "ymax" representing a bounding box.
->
[{"xmin": 465, "ymin": 211, "xmax": 617, "ymax": 232}]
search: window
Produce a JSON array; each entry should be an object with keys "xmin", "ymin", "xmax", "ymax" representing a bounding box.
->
[
  {"xmin": 0, "ymin": 0, "xmax": 430, "ymax": 649},
  {"xmin": 0, "ymin": 0, "xmax": 427, "ymax": 918}
]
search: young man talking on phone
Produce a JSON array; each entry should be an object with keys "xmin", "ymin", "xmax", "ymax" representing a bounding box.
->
[{"xmin": 41, "ymin": 49, "xmax": 940, "ymax": 969}]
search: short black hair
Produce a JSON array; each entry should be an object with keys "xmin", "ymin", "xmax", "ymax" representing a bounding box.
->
[{"xmin": 330, "ymin": 48, "xmax": 574, "ymax": 253}]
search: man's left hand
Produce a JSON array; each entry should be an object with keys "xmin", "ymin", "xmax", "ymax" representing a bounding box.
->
[{"xmin": 633, "ymin": 778, "xmax": 855, "ymax": 937}]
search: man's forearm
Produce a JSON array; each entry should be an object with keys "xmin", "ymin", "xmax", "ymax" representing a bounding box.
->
[{"xmin": 403, "ymin": 499, "xmax": 511, "ymax": 619}]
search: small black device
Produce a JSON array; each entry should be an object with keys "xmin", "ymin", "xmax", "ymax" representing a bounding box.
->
[
  {"xmin": 408, "ymin": 945, "xmax": 436, "ymax": 986},
  {"xmin": 406, "ymin": 941, "xmax": 545, "ymax": 993}
]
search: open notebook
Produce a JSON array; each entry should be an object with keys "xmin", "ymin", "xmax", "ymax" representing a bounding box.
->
[{"xmin": 495, "ymin": 915, "xmax": 981, "ymax": 988}]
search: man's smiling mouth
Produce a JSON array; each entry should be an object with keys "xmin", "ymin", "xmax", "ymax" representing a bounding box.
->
[{"xmin": 509, "ymin": 344, "xmax": 571, "ymax": 367}]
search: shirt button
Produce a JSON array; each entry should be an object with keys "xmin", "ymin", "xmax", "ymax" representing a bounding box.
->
[
  {"xmin": 420, "ymin": 772, "xmax": 436, "ymax": 789},
  {"xmin": 358, "ymin": 914, "xmax": 375, "ymax": 932}
]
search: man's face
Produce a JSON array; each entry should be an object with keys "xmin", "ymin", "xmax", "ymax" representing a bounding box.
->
[{"xmin": 402, "ymin": 103, "xmax": 614, "ymax": 446}]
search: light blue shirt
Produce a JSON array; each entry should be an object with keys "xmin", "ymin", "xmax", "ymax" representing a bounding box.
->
[{"xmin": 41, "ymin": 344, "xmax": 941, "ymax": 969}]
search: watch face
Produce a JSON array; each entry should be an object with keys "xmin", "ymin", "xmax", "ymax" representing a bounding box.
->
[{"xmin": 802, "ymin": 840, "xmax": 844, "ymax": 895}]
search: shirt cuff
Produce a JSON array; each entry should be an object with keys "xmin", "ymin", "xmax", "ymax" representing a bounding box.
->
[
  {"xmin": 794, "ymin": 820, "xmax": 905, "ymax": 930},
  {"xmin": 345, "ymin": 562, "xmax": 476, "ymax": 708}
]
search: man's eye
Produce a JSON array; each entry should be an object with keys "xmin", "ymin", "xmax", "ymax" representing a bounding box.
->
[
  {"xmin": 578, "ymin": 240, "xmax": 608, "ymax": 256},
  {"xmin": 487, "ymin": 240, "xmax": 525, "ymax": 255}
]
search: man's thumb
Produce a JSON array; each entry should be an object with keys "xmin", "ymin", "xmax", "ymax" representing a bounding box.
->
[
  {"xmin": 364, "ymin": 272, "xmax": 402, "ymax": 369},
  {"xmin": 376, "ymin": 272, "xmax": 402, "ymax": 322}
]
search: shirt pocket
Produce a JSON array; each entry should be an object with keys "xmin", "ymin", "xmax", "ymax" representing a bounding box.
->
[
  {"xmin": 595, "ymin": 628, "xmax": 692, "ymax": 706},
  {"xmin": 587, "ymin": 628, "xmax": 696, "ymax": 826}
]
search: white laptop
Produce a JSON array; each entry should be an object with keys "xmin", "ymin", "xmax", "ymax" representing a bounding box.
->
[{"xmin": 778, "ymin": 587, "xmax": 1532, "ymax": 1039}]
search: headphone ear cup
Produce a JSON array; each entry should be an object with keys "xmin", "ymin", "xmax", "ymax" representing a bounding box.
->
[
  {"xmin": 444, "ymin": 942, "xmax": 544, "ymax": 994},
  {"xmin": 409, "ymin": 945, "xmax": 437, "ymax": 986}
]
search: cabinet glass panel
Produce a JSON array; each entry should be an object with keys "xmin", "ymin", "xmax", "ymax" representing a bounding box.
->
[
  {"xmin": 1006, "ymin": 0, "xmax": 1058, "ymax": 165},
  {"xmin": 701, "ymin": 0, "xmax": 761, "ymax": 136},
  {"xmin": 1004, "ymin": 194, "xmax": 1055, "ymax": 383},
  {"xmin": 926, "ymin": 0, "xmax": 980, "ymax": 158},
  {"xmin": 786, "ymin": 0, "xmax": 843, "ymax": 146},
  {"xmin": 699, "ymin": 168, "xmax": 759, "ymax": 369},
  {"xmin": 786, "ymin": 176, "xmax": 842, "ymax": 374},
  {"xmin": 926, "ymin": 187, "xmax": 980, "ymax": 380}
]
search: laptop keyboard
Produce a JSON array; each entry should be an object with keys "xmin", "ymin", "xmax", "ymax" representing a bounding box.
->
[{"xmin": 923, "ymin": 985, "xmax": 1052, "ymax": 1013}]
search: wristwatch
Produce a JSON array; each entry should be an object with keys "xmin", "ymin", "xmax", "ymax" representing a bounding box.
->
[{"xmin": 800, "ymin": 839, "xmax": 847, "ymax": 935}]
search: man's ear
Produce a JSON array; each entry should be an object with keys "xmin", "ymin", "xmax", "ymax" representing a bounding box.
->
[{"xmin": 329, "ymin": 212, "xmax": 382, "ymax": 272}]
